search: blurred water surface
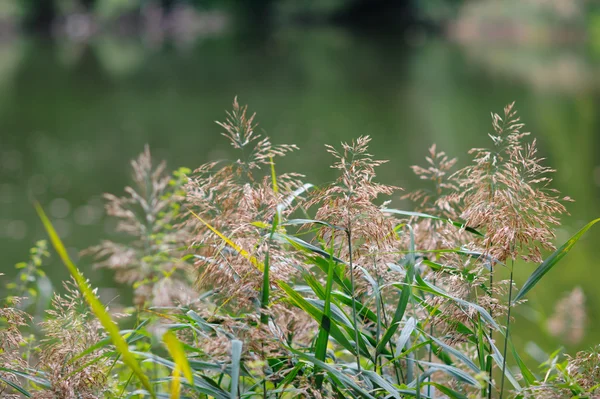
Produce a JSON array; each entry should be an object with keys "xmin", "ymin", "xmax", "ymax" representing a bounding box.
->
[{"xmin": 0, "ymin": 28, "xmax": 599, "ymax": 357}]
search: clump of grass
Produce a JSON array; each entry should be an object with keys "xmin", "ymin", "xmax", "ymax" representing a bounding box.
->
[{"xmin": 1, "ymin": 99, "xmax": 598, "ymax": 399}]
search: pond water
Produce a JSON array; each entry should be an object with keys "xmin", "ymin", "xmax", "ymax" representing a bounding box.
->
[{"xmin": 0, "ymin": 28, "xmax": 599, "ymax": 358}]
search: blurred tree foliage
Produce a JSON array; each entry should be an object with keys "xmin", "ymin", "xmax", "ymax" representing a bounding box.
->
[{"xmin": 9, "ymin": 0, "xmax": 418, "ymax": 33}]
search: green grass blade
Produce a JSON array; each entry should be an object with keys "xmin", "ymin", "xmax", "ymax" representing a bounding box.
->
[
  {"xmin": 34, "ymin": 203, "xmax": 155, "ymax": 397},
  {"xmin": 376, "ymin": 277, "xmax": 410, "ymax": 353},
  {"xmin": 276, "ymin": 233, "xmax": 346, "ymax": 264},
  {"xmin": 0, "ymin": 367, "xmax": 51, "ymax": 388},
  {"xmin": 0, "ymin": 376, "xmax": 31, "ymax": 397},
  {"xmin": 289, "ymin": 349, "xmax": 376, "ymax": 399},
  {"xmin": 314, "ymin": 247, "xmax": 336, "ymax": 389},
  {"xmin": 278, "ymin": 281, "xmax": 357, "ymax": 355},
  {"xmin": 514, "ymin": 218, "xmax": 600, "ymax": 303},
  {"xmin": 382, "ymin": 208, "xmax": 483, "ymax": 237},
  {"xmin": 377, "ymin": 226, "xmax": 415, "ymax": 353},
  {"xmin": 511, "ymin": 339, "xmax": 535, "ymax": 386},
  {"xmin": 420, "ymin": 330, "xmax": 480, "ymax": 373},
  {"xmin": 230, "ymin": 340, "xmax": 243, "ymax": 399},
  {"xmin": 424, "ymin": 382, "xmax": 469, "ymax": 399},
  {"xmin": 395, "ymin": 317, "xmax": 416, "ymax": 357},
  {"xmin": 414, "ymin": 273, "xmax": 500, "ymax": 330},
  {"xmin": 417, "ymin": 361, "xmax": 480, "ymax": 387}
]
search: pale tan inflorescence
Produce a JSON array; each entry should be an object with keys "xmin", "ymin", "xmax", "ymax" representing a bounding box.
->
[
  {"xmin": 84, "ymin": 146, "xmax": 196, "ymax": 308},
  {"xmin": 32, "ymin": 280, "xmax": 114, "ymax": 399},
  {"xmin": 453, "ymin": 102, "xmax": 569, "ymax": 264}
]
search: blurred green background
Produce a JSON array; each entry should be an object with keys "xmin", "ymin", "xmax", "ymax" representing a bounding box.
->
[{"xmin": 0, "ymin": 0, "xmax": 599, "ymax": 364}]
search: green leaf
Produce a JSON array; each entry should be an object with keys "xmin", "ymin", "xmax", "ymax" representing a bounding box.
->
[
  {"xmin": 511, "ymin": 339, "xmax": 535, "ymax": 386},
  {"xmin": 395, "ymin": 317, "xmax": 416, "ymax": 356},
  {"xmin": 278, "ymin": 281, "xmax": 357, "ymax": 355},
  {"xmin": 514, "ymin": 218, "xmax": 600, "ymax": 303},
  {"xmin": 377, "ymin": 226, "xmax": 416, "ymax": 353},
  {"xmin": 314, "ymin": 246, "xmax": 337, "ymax": 389},
  {"xmin": 421, "ymin": 330, "xmax": 481, "ymax": 374},
  {"xmin": 0, "ymin": 367, "xmax": 51, "ymax": 388},
  {"xmin": 275, "ymin": 233, "xmax": 345, "ymax": 264},
  {"xmin": 34, "ymin": 203, "xmax": 155, "ymax": 397},
  {"xmin": 290, "ymin": 349, "xmax": 376, "ymax": 399},
  {"xmin": 362, "ymin": 370, "xmax": 421, "ymax": 398},
  {"xmin": 382, "ymin": 208, "xmax": 483, "ymax": 237},
  {"xmin": 230, "ymin": 340, "xmax": 243, "ymax": 399},
  {"xmin": 424, "ymin": 382, "xmax": 469, "ymax": 399},
  {"xmin": 417, "ymin": 361, "xmax": 480, "ymax": 387},
  {"xmin": 413, "ymin": 273, "xmax": 500, "ymax": 330},
  {"xmin": 0, "ymin": 376, "xmax": 31, "ymax": 397},
  {"xmin": 163, "ymin": 330, "xmax": 194, "ymax": 385}
]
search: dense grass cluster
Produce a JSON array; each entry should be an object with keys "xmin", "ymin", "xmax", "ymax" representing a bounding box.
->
[{"xmin": 1, "ymin": 100, "xmax": 599, "ymax": 399}]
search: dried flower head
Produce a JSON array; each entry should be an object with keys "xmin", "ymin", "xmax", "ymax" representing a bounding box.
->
[
  {"xmin": 0, "ymin": 299, "xmax": 30, "ymax": 398},
  {"xmin": 454, "ymin": 102, "xmax": 569, "ymax": 263},
  {"xmin": 186, "ymin": 99, "xmax": 305, "ymax": 311},
  {"xmin": 84, "ymin": 146, "xmax": 195, "ymax": 307},
  {"xmin": 310, "ymin": 136, "xmax": 399, "ymax": 265},
  {"xmin": 403, "ymin": 144, "xmax": 467, "ymax": 252},
  {"xmin": 33, "ymin": 279, "xmax": 114, "ymax": 399}
]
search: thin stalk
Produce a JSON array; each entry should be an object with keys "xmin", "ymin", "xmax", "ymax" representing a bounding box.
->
[
  {"xmin": 487, "ymin": 266, "xmax": 493, "ymax": 399},
  {"xmin": 500, "ymin": 262, "xmax": 515, "ymax": 399},
  {"xmin": 427, "ymin": 277, "xmax": 435, "ymax": 398},
  {"xmin": 347, "ymin": 228, "xmax": 361, "ymax": 373}
]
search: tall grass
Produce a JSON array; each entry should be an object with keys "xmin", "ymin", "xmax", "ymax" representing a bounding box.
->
[{"xmin": 1, "ymin": 100, "xmax": 599, "ymax": 399}]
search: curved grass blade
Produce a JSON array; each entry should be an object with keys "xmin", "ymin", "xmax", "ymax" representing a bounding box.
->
[
  {"xmin": 514, "ymin": 218, "xmax": 600, "ymax": 303},
  {"xmin": 0, "ymin": 376, "xmax": 30, "ymax": 397},
  {"xmin": 424, "ymin": 382, "xmax": 468, "ymax": 399},
  {"xmin": 35, "ymin": 203, "xmax": 154, "ymax": 397},
  {"xmin": 377, "ymin": 226, "xmax": 415, "ymax": 353},
  {"xmin": 281, "ymin": 219, "xmax": 345, "ymax": 231},
  {"xmin": 414, "ymin": 273, "xmax": 500, "ymax": 330},
  {"xmin": 290, "ymin": 349, "xmax": 376, "ymax": 399},
  {"xmin": 0, "ymin": 367, "xmax": 50, "ymax": 388},
  {"xmin": 421, "ymin": 330, "xmax": 480, "ymax": 373},
  {"xmin": 275, "ymin": 233, "xmax": 346, "ymax": 264},
  {"xmin": 278, "ymin": 281, "xmax": 357, "ymax": 355},
  {"xmin": 416, "ymin": 361, "xmax": 479, "ymax": 387},
  {"xmin": 382, "ymin": 208, "xmax": 483, "ymax": 237}
]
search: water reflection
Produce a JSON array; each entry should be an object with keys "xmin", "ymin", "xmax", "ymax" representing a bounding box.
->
[{"xmin": 0, "ymin": 29, "xmax": 598, "ymax": 357}]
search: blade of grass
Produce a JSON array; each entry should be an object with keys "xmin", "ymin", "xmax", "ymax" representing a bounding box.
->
[
  {"xmin": 314, "ymin": 242, "xmax": 337, "ymax": 389},
  {"xmin": 278, "ymin": 281, "xmax": 358, "ymax": 356},
  {"xmin": 513, "ymin": 218, "xmax": 600, "ymax": 303},
  {"xmin": 0, "ymin": 376, "xmax": 31, "ymax": 397},
  {"xmin": 290, "ymin": 349, "xmax": 376, "ymax": 399},
  {"xmin": 163, "ymin": 330, "xmax": 194, "ymax": 385},
  {"xmin": 376, "ymin": 225, "xmax": 416, "ymax": 353},
  {"xmin": 34, "ymin": 203, "xmax": 154, "ymax": 397},
  {"xmin": 230, "ymin": 340, "xmax": 243, "ymax": 399},
  {"xmin": 170, "ymin": 365, "xmax": 181, "ymax": 399},
  {"xmin": 382, "ymin": 208, "xmax": 483, "ymax": 237}
]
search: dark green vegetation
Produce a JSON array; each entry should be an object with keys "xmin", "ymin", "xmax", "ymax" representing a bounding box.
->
[{"xmin": 1, "ymin": 100, "xmax": 599, "ymax": 398}]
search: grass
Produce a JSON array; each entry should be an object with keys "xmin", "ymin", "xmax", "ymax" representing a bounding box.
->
[{"xmin": 1, "ymin": 99, "xmax": 599, "ymax": 399}]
